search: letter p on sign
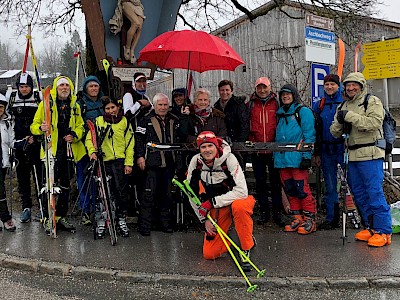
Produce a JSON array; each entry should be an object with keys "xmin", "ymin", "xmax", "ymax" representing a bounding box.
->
[{"xmin": 311, "ymin": 63, "xmax": 330, "ymax": 109}]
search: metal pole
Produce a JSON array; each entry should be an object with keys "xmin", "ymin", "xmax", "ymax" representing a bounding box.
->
[{"xmin": 381, "ymin": 36, "xmax": 393, "ymax": 176}]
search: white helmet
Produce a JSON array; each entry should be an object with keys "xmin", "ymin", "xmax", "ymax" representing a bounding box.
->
[{"xmin": 0, "ymin": 93, "xmax": 8, "ymax": 108}]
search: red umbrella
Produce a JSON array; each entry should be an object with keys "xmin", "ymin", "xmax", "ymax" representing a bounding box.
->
[{"xmin": 138, "ymin": 30, "xmax": 244, "ymax": 73}]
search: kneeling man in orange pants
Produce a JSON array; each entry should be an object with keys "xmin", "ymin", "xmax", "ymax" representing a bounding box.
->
[{"xmin": 186, "ymin": 131, "xmax": 255, "ymax": 271}]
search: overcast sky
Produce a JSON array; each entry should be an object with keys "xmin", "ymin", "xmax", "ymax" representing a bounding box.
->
[{"xmin": 0, "ymin": 0, "xmax": 399, "ymax": 55}]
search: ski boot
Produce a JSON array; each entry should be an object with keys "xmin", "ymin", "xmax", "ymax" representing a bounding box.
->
[
  {"xmin": 4, "ymin": 219, "xmax": 16, "ymax": 232},
  {"xmin": 284, "ymin": 210, "xmax": 303, "ymax": 232},
  {"xmin": 368, "ymin": 233, "xmax": 392, "ymax": 247},
  {"xmin": 96, "ymin": 219, "xmax": 106, "ymax": 239},
  {"xmin": 355, "ymin": 229, "xmax": 375, "ymax": 242},
  {"xmin": 43, "ymin": 217, "xmax": 51, "ymax": 235},
  {"xmin": 20, "ymin": 208, "xmax": 32, "ymax": 223},
  {"xmin": 297, "ymin": 211, "xmax": 317, "ymax": 235},
  {"xmin": 240, "ymin": 249, "xmax": 252, "ymax": 272},
  {"xmin": 118, "ymin": 217, "xmax": 129, "ymax": 237},
  {"xmin": 81, "ymin": 212, "xmax": 92, "ymax": 226},
  {"xmin": 57, "ymin": 217, "xmax": 76, "ymax": 233},
  {"xmin": 347, "ymin": 209, "xmax": 361, "ymax": 229}
]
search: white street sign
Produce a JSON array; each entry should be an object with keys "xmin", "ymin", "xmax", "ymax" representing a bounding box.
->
[{"xmin": 305, "ymin": 27, "xmax": 336, "ymax": 65}]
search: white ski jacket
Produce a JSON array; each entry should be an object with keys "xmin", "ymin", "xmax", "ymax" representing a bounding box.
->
[
  {"xmin": 0, "ymin": 115, "xmax": 14, "ymax": 168},
  {"xmin": 187, "ymin": 140, "xmax": 248, "ymax": 208}
]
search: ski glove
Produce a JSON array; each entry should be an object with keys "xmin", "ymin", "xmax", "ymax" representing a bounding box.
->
[
  {"xmin": 198, "ymin": 200, "xmax": 213, "ymax": 218},
  {"xmin": 299, "ymin": 158, "xmax": 311, "ymax": 170},
  {"xmin": 337, "ymin": 110, "xmax": 348, "ymax": 124},
  {"xmin": 200, "ymin": 193, "xmax": 210, "ymax": 202}
]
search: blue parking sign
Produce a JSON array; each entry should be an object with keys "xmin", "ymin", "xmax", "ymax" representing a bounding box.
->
[{"xmin": 311, "ymin": 63, "xmax": 330, "ymax": 110}]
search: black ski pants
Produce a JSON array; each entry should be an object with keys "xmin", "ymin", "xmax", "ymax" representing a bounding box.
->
[
  {"xmin": 15, "ymin": 143, "xmax": 42, "ymax": 210},
  {"xmin": 251, "ymin": 153, "xmax": 283, "ymax": 216},
  {"xmin": 138, "ymin": 166, "xmax": 173, "ymax": 231},
  {"xmin": 40, "ymin": 151, "xmax": 72, "ymax": 218},
  {"xmin": 104, "ymin": 159, "xmax": 129, "ymax": 217}
]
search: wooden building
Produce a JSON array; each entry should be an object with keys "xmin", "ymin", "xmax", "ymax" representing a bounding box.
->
[{"xmin": 150, "ymin": 0, "xmax": 400, "ymax": 106}]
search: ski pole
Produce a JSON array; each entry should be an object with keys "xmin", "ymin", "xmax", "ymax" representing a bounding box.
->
[
  {"xmin": 206, "ymin": 215, "xmax": 265, "ymax": 279},
  {"xmin": 32, "ymin": 164, "xmax": 44, "ymax": 222},
  {"xmin": 340, "ymin": 122, "xmax": 351, "ymax": 245},
  {"xmin": 74, "ymin": 52, "xmax": 80, "ymax": 96},
  {"xmin": 216, "ymin": 223, "xmax": 258, "ymax": 292},
  {"xmin": 27, "ymin": 24, "xmax": 42, "ymax": 90},
  {"xmin": 173, "ymin": 179, "xmax": 266, "ymax": 277},
  {"xmin": 8, "ymin": 148, "xmax": 14, "ymax": 218},
  {"xmin": 181, "ymin": 180, "xmax": 265, "ymax": 277},
  {"xmin": 22, "ymin": 24, "xmax": 30, "ymax": 73}
]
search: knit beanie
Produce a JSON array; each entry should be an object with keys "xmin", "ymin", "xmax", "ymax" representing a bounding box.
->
[{"xmin": 323, "ymin": 74, "xmax": 340, "ymax": 86}]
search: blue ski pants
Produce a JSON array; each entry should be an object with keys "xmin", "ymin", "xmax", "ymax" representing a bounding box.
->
[
  {"xmin": 347, "ymin": 159, "xmax": 392, "ymax": 234},
  {"xmin": 321, "ymin": 152, "xmax": 342, "ymax": 222}
]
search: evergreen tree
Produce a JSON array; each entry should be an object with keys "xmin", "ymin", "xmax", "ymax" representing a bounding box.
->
[{"xmin": 59, "ymin": 41, "xmax": 76, "ymax": 81}]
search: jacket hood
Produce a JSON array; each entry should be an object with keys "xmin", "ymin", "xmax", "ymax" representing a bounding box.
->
[
  {"xmin": 278, "ymin": 84, "xmax": 300, "ymax": 106},
  {"xmin": 343, "ymin": 72, "xmax": 366, "ymax": 89},
  {"xmin": 82, "ymin": 75, "xmax": 103, "ymax": 99},
  {"xmin": 51, "ymin": 76, "xmax": 76, "ymax": 105}
]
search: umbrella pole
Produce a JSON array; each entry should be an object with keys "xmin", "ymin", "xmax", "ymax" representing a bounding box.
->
[{"xmin": 185, "ymin": 52, "xmax": 191, "ymax": 99}]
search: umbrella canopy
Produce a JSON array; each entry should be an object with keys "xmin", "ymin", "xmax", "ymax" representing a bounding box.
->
[{"xmin": 138, "ymin": 30, "xmax": 244, "ymax": 73}]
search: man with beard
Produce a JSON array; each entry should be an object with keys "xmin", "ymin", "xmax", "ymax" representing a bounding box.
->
[{"xmin": 31, "ymin": 76, "xmax": 86, "ymax": 234}]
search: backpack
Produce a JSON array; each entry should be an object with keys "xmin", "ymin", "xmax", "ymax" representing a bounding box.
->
[
  {"xmin": 281, "ymin": 104, "xmax": 319, "ymax": 132},
  {"xmin": 339, "ymin": 94, "xmax": 396, "ymax": 154}
]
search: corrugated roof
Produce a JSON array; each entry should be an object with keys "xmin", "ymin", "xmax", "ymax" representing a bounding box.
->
[
  {"xmin": 0, "ymin": 70, "xmax": 35, "ymax": 79},
  {"xmin": 0, "ymin": 70, "xmax": 21, "ymax": 78}
]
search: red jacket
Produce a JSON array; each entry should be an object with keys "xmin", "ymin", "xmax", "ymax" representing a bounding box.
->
[{"xmin": 248, "ymin": 92, "xmax": 279, "ymax": 142}]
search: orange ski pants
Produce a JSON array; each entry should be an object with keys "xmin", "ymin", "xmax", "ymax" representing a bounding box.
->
[{"xmin": 203, "ymin": 195, "xmax": 255, "ymax": 260}]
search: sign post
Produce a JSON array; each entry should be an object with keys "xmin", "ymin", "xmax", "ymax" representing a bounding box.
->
[{"xmin": 311, "ymin": 63, "xmax": 330, "ymax": 108}]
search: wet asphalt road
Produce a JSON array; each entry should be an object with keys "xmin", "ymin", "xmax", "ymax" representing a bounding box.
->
[
  {"xmin": 0, "ymin": 218, "xmax": 399, "ymax": 279},
  {"xmin": 1, "ymin": 267, "xmax": 400, "ymax": 300}
]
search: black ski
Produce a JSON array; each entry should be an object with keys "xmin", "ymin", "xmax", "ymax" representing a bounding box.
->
[
  {"xmin": 87, "ymin": 120, "xmax": 118, "ymax": 246},
  {"xmin": 147, "ymin": 141, "xmax": 313, "ymax": 152}
]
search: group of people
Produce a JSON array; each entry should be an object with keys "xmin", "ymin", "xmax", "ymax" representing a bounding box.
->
[{"xmin": 0, "ymin": 69, "xmax": 392, "ymax": 272}]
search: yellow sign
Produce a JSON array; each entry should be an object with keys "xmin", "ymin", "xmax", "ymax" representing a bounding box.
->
[
  {"xmin": 362, "ymin": 49, "xmax": 400, "ymax": 66},
  {"xmin": 362, "ymin": 39, "xmax": 400, "ymax": 79},
  {"xmin": 363, "ymin": 39, "xmax": 400, "ymax": 53},
  {"xmin": 363, "ymin": 62, "xmax": 400, "ymax": 80}
]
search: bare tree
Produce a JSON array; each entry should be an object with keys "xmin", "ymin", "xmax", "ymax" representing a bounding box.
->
[
  {"xmin": 1, "ymin": 0, "xmax": 383, "ymax": 34},
  {"xmin": 178, "ymin": 0, "xmax": 383, "ymax": 32},
  {"xmin": 0, "ymin": 0, "xmax": 81, "ymax": 34},
  {"xmin": 38, "ymin": 38, "xmax": 62, "ymax": 78}
]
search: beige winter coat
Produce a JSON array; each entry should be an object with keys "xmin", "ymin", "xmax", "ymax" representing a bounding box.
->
[{"xmin": 330, "ymin": 72, "xmax": 385, "ymax": 162}]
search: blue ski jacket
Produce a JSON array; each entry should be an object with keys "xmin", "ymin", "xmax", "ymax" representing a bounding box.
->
[
  {"xmin": 274, "ymin": 102, "xmax": 315, "ymax": 168},
  {"xmin": 312, "ymin": 86, "xmax": 344, "ymax": 155}
]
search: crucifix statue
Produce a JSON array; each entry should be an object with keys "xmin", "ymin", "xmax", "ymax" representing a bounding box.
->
[{"xmin": 109, "ymin": 0, "xmax": 145, "ymax": 64}]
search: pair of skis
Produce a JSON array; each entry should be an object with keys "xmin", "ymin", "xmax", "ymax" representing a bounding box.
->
[
  {"xmin": 172, "ymin": 179, "xmax": 265, "ymax": 293},
  {"xmin": 42, "ymin": 87, "xmax": 58, "ymax": 238},
  {"xmin": 87, "ymin": 120, "xmax": 118, "ymax": 246},
  {"xmin": 147, "ymin": 141, "xmax": 313, "ymax": 152}
]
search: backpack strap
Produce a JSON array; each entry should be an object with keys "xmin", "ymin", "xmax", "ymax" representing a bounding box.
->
[
  {"xmin": 294, "ymin": 105, "xmax": 303, "ymax": 127},
  {"xmin": 33, "ymin": 90, "xmax": 41, "ymax": 103},
  {"xmin": 318, "ymin": 97, "xmax": 326, "ymax": 111},
  {"xmin": 9, "ymin": 91, "xmax": 17, "ymax": 109},
  {"xmin": 361, "ymin": 93, "xmax": 371, "ymax": 111}
]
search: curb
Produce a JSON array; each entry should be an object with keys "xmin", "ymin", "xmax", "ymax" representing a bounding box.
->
[{"xmin": 1, "ymin": 253, "xmax": 400, "ymax": 290}]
